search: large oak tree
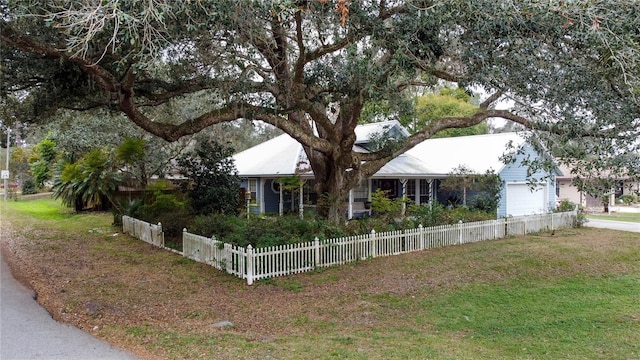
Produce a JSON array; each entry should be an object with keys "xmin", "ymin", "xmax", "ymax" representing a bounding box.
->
[{"xmin": 2, "ymin": 1, "xmax": 639, "ymax": 221}]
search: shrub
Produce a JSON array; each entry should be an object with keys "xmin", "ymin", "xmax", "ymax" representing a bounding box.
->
[
  {"xmin": 618, "ymin": 194, "xmax": 637, "ymax": 205},
  {"xmin": 554, "ymin": 199, "xmax": 586, "ymax": 227},
  {"xmin": 555, "ymin": 199, "xmax": 577, "ymax": 213},
  {"xmin": 137, "ymin": 192, "xmax": 191, "ymax": 238},
  {"xmin": 407, "ymin": 202, "xmax": 446, "ymax": 227},
  {"xmin": 177, "ymin": 140, "xmax": 240, "ymax": 216},
  {"xmin": 189, "ymin": 214, "xmax": 347, "ymax": 248},
  {"xmin": 21, "ymin": 178, "xmax": 37, "ymax": 195}
]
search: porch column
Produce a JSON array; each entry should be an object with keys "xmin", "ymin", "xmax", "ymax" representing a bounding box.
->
[
  {"xmin": 368, "ymin": 178, "xmax": 373, "ymax": 216},
  {"xmin": 279, "ymin": 187, "xmax": 284, "ymax": 216},
  {"xmin": 415, "ymin": 179, "xmax": 420, "ymax": 205},
  {"xmin": 299, "ymin": 182, "xmax": 304, "ymax": 219},
  {"xmin": 400, "ymin": 178, "xmax": 408, "ymax": 216},
  {"xmin": 428, "ymin": 179, "xmax": 434, "ymax": 209},
  {"xmin": 348, "ymin": 188, "xmax": 354, "ymax": 219},
  {"xmin": 260, "ymin": 179, "xmax": 266, "ymax": 214}
]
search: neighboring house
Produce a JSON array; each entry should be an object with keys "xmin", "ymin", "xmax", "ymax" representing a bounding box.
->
[
  {"xmin": 232, "ymin": 121, "xmax": 560, "ymax": 219},
  {"xmin": 557, "ymin": 164, "xmax": 640, "ymax": 208}
]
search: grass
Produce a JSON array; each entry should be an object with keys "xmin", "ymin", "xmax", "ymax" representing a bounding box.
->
[
  {"xmin": 1, "ymin": 197, "xmax": 639, "ymax": 360},
  {"xmin": 587, "ymin": 210, "xmax": 640, "ymax": 223}
]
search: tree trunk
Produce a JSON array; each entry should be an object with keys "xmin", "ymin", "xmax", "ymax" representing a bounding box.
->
[{"xmin": 309, "ymin": 150, "xmax": 358, "ymax": 223}]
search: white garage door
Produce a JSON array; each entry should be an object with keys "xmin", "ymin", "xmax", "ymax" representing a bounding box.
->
[{"xmin": 506, "ymin": 183, "xmax": 547, "ymax": 216}]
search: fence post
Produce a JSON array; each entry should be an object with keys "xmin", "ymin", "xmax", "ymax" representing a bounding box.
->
[
  {"xmin": 224, "ymin": 243, "xmax": 232, "ymax": 274},
  {"xmin": 370, "ymin": 230, "xmax": 376, "ymax": 259},
  {"xmin": 182, "ymin": 228, "xmax": 188, "ymax": 256},
  {"xmin": 418, "ymin": 224, "xmax": 424, "ymax": 250},
  {"xmin": 458, "ymin": 220, "xmax": 463, "ymax": 245},
  {"xmin": 314, "ymin": 237, "xmax": 320, "ymax": 268},
  {"xmin": 158, "ymin": 222, "xmax": 165, "ymax": 248},
  {"xmin": 246, "ymin": 245, "xmax": 254, "ymax": 285}
]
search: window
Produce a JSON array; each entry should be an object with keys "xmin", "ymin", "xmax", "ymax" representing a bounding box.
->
[
  {"xmin": 247, "ymin": 178, "xmax": 257, "ymax": 204},
  {"xmin": 419, "ymin": 179, "xmax": 431, "ymax": 204},
  {"xmin": 406, "ymin": 179, "xmax": 415, "ymax": 198},
  {"xmin": 353, "ymin": 178, "xmax": 369, "ymax": 202}
]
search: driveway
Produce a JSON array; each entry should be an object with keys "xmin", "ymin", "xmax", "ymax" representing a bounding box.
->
[
  {"xmin": 0, "ymin": 254, "xmax": 138, "ymax": 360},
  {"xmin": 585, "ymin": 219, "xmax": 640, "ymax": 233}
]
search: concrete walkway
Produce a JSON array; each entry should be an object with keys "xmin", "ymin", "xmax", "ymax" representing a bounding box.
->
[{"xmin": 0, "ymin": 254, "xmax": 138, "ymax": 360}]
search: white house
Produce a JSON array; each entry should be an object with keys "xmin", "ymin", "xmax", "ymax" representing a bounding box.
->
[{"xmin": 232, "ymin": 121, "xmax": 561, "ymax": 219}]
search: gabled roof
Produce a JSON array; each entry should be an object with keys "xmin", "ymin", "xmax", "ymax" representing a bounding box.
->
[
  {"xmin": 354, "ymin": 120, "xmax": 410, "ymax": 145},
  {"xmin": 403, "ymin": 132, "xmax": 526, "ymax": 176},
  {"xmin": 375, "ymin": 153, "xmax": 435, "ymax": 178},
  {"xmin": 233, "ymin": 121, "xmax": 408, "ymax": 177},
  {"xmin": 232, "ymin": 134, "xmax": 309, "ymax": 177},
  {"xmin": 233, "ymin": 126, "xmax": 539, "ymax": 178}
]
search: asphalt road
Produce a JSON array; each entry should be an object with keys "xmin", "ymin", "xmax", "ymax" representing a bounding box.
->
[
  {"xmin": 0, "ymin": 254, "xmax": 138, "ymax": 360},
  {"xmin": 585, "ymin": 218, "xmax": 640, "ymax": 233}
]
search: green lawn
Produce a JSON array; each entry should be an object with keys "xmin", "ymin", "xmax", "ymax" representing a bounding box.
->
[
  {"xmin": 588, "ymin": 211, "xmax": 640, "ymax": 223},
  {"xmin": 2, "ymin": 198, "xmax": 639, "ymax": 360}
]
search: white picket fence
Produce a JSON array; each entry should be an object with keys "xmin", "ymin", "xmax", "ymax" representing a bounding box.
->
[
  {"xmin": 122, "ymin": 215, "xmax": 164, "ymax": 247},
  {"xmin": 123, "ymin": 210, "xmax": 577, "ymax": 285}
]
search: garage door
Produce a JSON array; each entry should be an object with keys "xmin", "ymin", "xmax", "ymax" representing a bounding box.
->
[{"xmin": 506, "ymin": 183, "xmax": 547, "ymax": 216}]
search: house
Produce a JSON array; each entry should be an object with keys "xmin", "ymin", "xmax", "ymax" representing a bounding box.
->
[
  {"xmin": 557, "ymin": 163, "xmax": 640, "ymax": 209},
  {"xmin": 232, "ymin": 121, "xmax": 560, "ymax": 219}
]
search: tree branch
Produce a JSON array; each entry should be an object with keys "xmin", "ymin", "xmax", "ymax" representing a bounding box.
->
[{"xmin": 480, "ymin": 90, "xmax": 505, "ymax": 109}]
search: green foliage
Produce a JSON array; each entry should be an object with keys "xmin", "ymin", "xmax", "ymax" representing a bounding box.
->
[
  {"xmin": 555, "ymin": 199, "xmax": 577, "ymax": 213},
  {"xmin": 276, "ymin": 175, "xmax": 304, "ymax": 191},
  {"xmin": 189, "ymin": 214, "xmax": 347, "ymax": 248},
  {"xmin": 406, "ymin": 202, "xmax": 447, "ymax": 228},
  {"xmin": 52, "ymin": 148, "xmax": 121, "ymax": 211},
  {"xmin": 188, "ymin": 202, "xmax": 499, "ymax": 248},
  {"xmin": 469, "ymin": 170, "xmax": 503, "ymax": 213},
  {"xmin": 405, "ymin": 202, "xmax": 494, "ymax": 228},
  {"xmin": 116, "ymin": 137, "xmax": 146, "ymax": 165},
  {"xmin": 554, "ymin": 199, "xmax": 586, "ymax": 227},
  {"xmin": 414, "ymin": 88, "xmax": 487, "ymax": 137},
  {"xmin": 178, "ymin": 139, "xmax": 240, "ymax": 216},
  {"xmin": 370, "ymin": 188, "xmax": 404, "ymax": 217},
  {"xmin": 439, "ymin": 167, "xmax": 503, "ymax": 213},
  {"xmin": 28, "ymin": 138, "xmax": 59, "ymax": 188},
  {"xmin": 35, "ymin": 138, "xmax": 58, "ymax": 163},
  {"xmin": 30, "ymin": 160, "xmax": 51, "ymax": 189},
  {"xmin": 137, "ymin": 192, "xmax": 190, "ymax": 238},
  {"xmin": 618, "ymin": 194, "xmax": 637, "ymax": 205},
  {"xmin": 21, "ymin": 178, "xmax": 37, "ymax": 195},
  {"xmin": 5, "ymin": 1, "xmax": 639, "ymax": 223}
]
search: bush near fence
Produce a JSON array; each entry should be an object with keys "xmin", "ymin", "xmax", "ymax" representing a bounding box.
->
[{"xmin": 123, "ymin": 210, "xmax": 577, "ymax": 285}]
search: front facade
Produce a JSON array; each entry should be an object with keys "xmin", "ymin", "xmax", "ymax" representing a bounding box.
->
[{"xmin": 233, "ymin": 123, "xmax": 560, "ymax": 219}]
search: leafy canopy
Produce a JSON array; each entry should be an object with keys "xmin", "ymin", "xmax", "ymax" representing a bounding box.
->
[{"xmin": 2, "ymin": 1, "xmax": 639, "ymax": 220}]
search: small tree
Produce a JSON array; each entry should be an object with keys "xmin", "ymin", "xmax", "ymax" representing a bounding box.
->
[
  {"xmin": 178, "ymin": 140, "xmax": 240, "ymax": 216},
  {"xmin": 28, "ymin": 138, "xmax": 58, "ymax": 189},
  {"xmin": 116, "ymin": 137, "xmax": 148, "ymax": 188},
  {"xmin": 439, "ymin": 166, "xmax": 502, "ymax": 213},
  {"xmin": 439, "ymin": 165, "xmax": 477, "ymax": 206},
  {"xmin": 469, "ymin": 170, "xmax": 503, "ymax": 214},
  {"xmin": 52, "ymin": 148, "xmax": 121, "ymax": 211}
]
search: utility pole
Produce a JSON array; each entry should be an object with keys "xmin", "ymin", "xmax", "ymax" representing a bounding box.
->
[{"xmin": 3, "ymin": 128, "xmax": 10, "ymax": 201}]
